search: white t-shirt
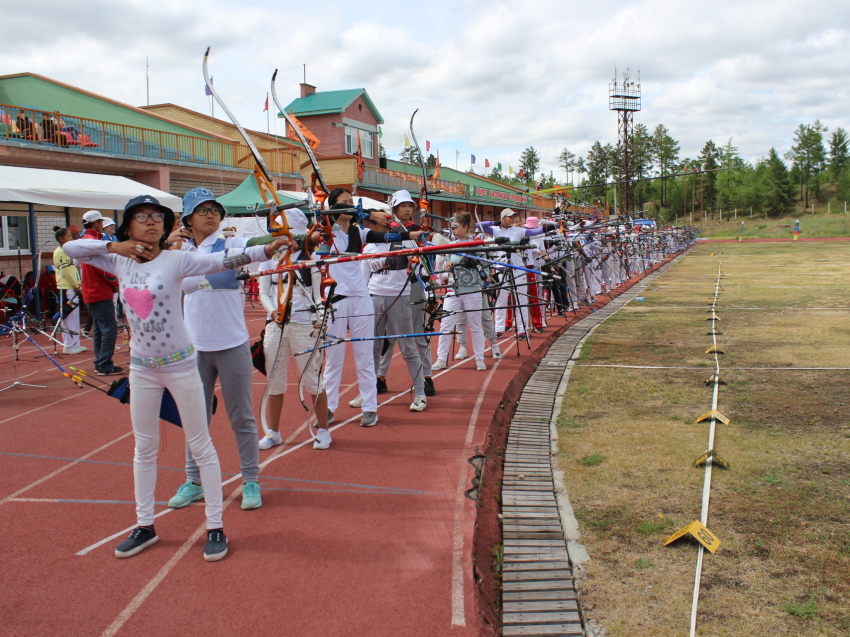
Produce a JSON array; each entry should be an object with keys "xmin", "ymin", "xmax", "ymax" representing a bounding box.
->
[
  {"xmin": 365, "ymin": 241, "xmax": 416, "ymax": 297},
  {"xmin": 62, "ymin": 239, "xmax": 267, "ymax": 370},
  {"xmin": 181, "ymin": 234, "xmax": 257, "ymax": 352},
  {"xmin": 258, "ymin": 256, "xmax": 317, "ymax": 325}
]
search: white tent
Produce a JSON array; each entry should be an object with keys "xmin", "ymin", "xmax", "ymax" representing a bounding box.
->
[{"xmin": 0, "ymin": 165, "xmax": 182, "ymax": 211}]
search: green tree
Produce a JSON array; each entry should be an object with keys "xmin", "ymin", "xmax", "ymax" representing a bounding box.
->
[
  {"xmin": 785, "ymin": 121, "xmax": 828, "ymax": 207},
  {"xmin": 558, "ymin": 147, "xmax": 576, "ymax": 184},
  {"xmin": 379, "ymin": 142, "xmax": 387, "ymax": 158},
  {"xmin": 652, "ymin": 124, "xmax": 680, "ymax": 208},
  {"xmin": 399, "ymin": 145, "xmax": 422, "ymax": 165},
  {"xmin": 519, "ymin": 146, "xmax": 541, "ymax": 183},
  {"xmin": 698, "ymin": 140, "xmax": 720, "ymax": 215},
  {"xmin": 585, "ymin": 141, "xmax": 612, "ymax": 197},
  {"xmin": 763, "ymin": 148, "xmax": 793, "ymax": 217},
  {"xmin": 426, "ymin": 153, "xmax": 437, "ymax": 168},
  {"xmin": 828, "ymin": 128, "xmax": 849, "ymax": 178},
  {"xmin": 575, "ymin": 157, "xmax": 586, "ymax": 185}
]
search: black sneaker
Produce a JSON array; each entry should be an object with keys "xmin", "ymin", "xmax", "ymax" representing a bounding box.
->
[
  {"xmin": 98, "ymin": 366, "xmax": 125, "ymax": 376},
  {"xmin": 534, "ymin": 327, "xmax": 545, "ymax": 334},
  {"xmin": 376, "ymin": 377, "xmax": 388, "ymax": 394},
  {"xmin": 204, "ymin": 529, "xmax": 228, "ymax": 562},
  {"xmin": 424, "ymin": 377, "xmax": 436, "ymax": 397},
  {"xmin": 115, "ymin": 526, "xmax": 158, "ymax": 558},
  {"xmin": 495, "ymin": 332, "xmax": 504, "ymax": 338}
]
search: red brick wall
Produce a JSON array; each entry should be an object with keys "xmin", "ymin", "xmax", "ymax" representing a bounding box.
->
[{"xmin": 296, "ymin": 94, "xmax": 380, "ymax": 167}]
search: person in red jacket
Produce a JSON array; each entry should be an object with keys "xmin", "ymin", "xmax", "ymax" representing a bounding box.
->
[{"xmin": 80, "ymin": 210, "xmax": 122, "ymax": 375}]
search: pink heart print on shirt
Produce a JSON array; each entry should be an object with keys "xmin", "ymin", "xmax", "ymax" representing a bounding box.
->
[{"xmin": 124, "ymin": 288, "xmax": 154, "ymax": 320}]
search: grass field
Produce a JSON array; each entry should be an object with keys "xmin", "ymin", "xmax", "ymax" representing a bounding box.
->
[
  {"xmin": 556, "ymin": 242, "xmax": 850, "ymax": 636},
  {"xmin": 695, "ymin": 212, "xmax": 850, "ymax": 239}
]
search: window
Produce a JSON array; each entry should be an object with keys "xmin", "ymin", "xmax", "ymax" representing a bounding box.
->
[
  {"xmin": 345, "ymin": 126, "xmax": 374, "ymax": 159},
  {"xmin": 0, "ymin": 216, "xmax": 29, "ymax": 253}
]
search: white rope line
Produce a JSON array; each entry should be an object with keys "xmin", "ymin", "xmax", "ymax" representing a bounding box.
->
[
  {"xmin": 576, "ymin": 364, "xmax": 850, "ymax": 370},
  {"xmin": 623, "ymin": 306, "xmax": 849, "ymax": 310},
  {"xmin": 690, "ymin": 263, "xmax": 723, "ymax": 637}
]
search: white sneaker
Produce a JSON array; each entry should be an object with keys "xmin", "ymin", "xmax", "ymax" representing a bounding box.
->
[
  {"xmin": 63, "ymin": 346, "xmax": 86, "ymax": 354},
  {"xmin": 410, "ymin": 395, "xmax": 427, "ymax": 412},
  {"xmin": 491, "ymin": 344, "xmax": 502, "ymax": 360},
  {"xmin": 313, "ymin": 428, "xmax": 332, "ymax": 450},
  {"xmin": 476, "ymin": 359, "xmax": 486, "ymax": 371},
  {"xmin": 259, "ymin": 431, "xmax": 283, "ymax": 450},
  {"xmin": 348, "ymin": 394, "xmax": 363, "ymax": 408},
  {"xmin": 456, "ymin": 346, "xmax": 468, "ymax": 360},
  {"xmin": 432, "ymin": 359, "xmax": 447, "ymax": 370}
]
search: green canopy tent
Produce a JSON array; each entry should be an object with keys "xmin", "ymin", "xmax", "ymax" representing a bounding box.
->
[{"xmin": 217, "ymin": 174, "xmax": 304, "ymax": 216}]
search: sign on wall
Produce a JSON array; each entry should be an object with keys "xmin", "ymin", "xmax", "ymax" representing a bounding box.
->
[{"xmin": 467, "ymin": 185, "xmax": 530, "ymax": 205}]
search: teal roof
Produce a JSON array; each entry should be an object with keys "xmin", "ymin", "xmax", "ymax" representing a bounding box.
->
[
  {"xmin": 282, "ymin": 89, "xmax": 383, "ymax": 124},
  {"xmin": 218, "ymin": 175, "xmax": 303, "ymax": 216}
]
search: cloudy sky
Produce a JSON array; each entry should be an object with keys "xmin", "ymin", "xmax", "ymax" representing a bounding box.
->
[{"xmin": 3, "ymin": 0, "xmax": 849, "ymax": 178}]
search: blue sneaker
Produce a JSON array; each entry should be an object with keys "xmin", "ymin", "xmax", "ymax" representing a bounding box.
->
[
  {"xmin": 241, "ymin": 481, "xmax": 262, "ymax": 510},
  {"xmin": 168, "ymin": 481, "xmax": 204, "ymax": 509}
]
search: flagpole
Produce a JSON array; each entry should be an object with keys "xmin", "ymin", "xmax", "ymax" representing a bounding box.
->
[{"xmin": 266, "ymin": 93, "xmax": 270, "ymax": 134}]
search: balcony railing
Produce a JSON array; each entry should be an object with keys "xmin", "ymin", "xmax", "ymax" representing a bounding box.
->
[
  {"xmin": 0, "ymin": 103, "xmax": 297, "ymax": 174},
  {"xmin": 361, "ymin": 167, "xmax": 467, "ymax": 198}
]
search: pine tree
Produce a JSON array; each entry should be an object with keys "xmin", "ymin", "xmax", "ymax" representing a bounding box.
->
[
  {"xmin": 399, "ymin": 145, "xmax": 422, "ymax": 166},
  {"xmin": 764, "ymin": 148, "xmax": 793, "ymax": 217},
  {"xmin": 828, "ymin": 128, "xmax": 849, "ymax": 178},
  {"xmin": 699, "ymin": 140, "xmax": 720, "ymax": 215},
  {"xmin": 519, "ymin": 146, "xmax": 541, "ymax": 183},
  {"xmin": 585, "ymin": 142, "xmax": 611, "ymax": 197},
  {"xmin": 652, "ymin": 124, "xmax": 680, "ymax": 208},
  {"xmin": 558, "ymin": 148, "xmax": 576, "ymax": 184}
]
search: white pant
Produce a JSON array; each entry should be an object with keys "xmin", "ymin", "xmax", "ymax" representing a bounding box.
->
[
  {"xmin": 495, "ymin": 271, "xmax": 528, "ymax": 334},
  {"xmin": 322, "ymin": 295, "xmax": 378, "ymax": 413},
  {"xmin": 130, "ymin": 365, "xmax": 223, "ymax": 529},
  {"xmin": 438, "ymin": 294, "xmax": 485, "ymax": 362},
  {"xmin": 60, "ymin": 289, "xmax": 80, "ymax": 348}
]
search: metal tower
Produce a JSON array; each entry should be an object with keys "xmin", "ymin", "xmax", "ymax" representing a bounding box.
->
[{"xmin": 609, "ymin": 68, "xmax": 641, "ymax": 215}]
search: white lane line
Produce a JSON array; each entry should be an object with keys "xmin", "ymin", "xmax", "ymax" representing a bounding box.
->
[
  {"xmin": 0, "ymin": 430, "xmax": 133, "ymax": 506},
  {"xmin": 76, "ymin": 346, "xmax": 502, "ymax": 556},
  {"xmin": 98, "ymin": 487, "xmax": 243, "ymax": 637},
  {"xmin": 0, "ymin": 387, "xmax": 97, "ymax": 425},
  {"xmin": 450, "ymin": 339, "xmax": 516, "ymax": 628}
]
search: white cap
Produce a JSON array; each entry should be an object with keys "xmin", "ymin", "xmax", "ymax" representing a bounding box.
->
[
  {"xmin": 285, "ymin": 209, "xmax": 310, "ymax": 234},
  {"xmin": 102, "ymin": 217, "xmax": 115, "ymax": 227},
  {"xmin": 82, "ymin": 210, "xmax": 104, "ymax": 223},
  {"xmin": 500, "ymin": 208, "xmax": 517, "ymax": 219},
  {"xmin": 388, "ymin": 190, "xmax": 415, "ymax": 209}
]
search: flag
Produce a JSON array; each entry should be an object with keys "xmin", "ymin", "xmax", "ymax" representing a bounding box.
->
[
  {"xmin": 456, "ymin": 150, "xmax": 460, "ymax": 161},
  {"xmin": 286, "ymin": 110, "xmax": 321, "ymax": 150},
  {"xmin": 404, "ymin": 134, "xmax": 411, "ymax": 147},
  {"xmin": 498, "ymin": 162, "xmax": 502, "ymax": 171},
  {"xmin": 519, "ymin": 169, "xmax": 525, "ymax": 179},
  {"xmin": 434, "ymin": 150, "xmax": 441, "ymax": 180},
  {"xmin": 356, "ymin": 131, "xmax": 364, "ymax": 181},
  {"xmin": 509, "ymin": 166, "xmax": 514, "ymax": 174},
  {"xmin": 378, "ymin": 126, "xmax": 383, "ymax": 138},
  {"xmin": 471, "ymin": 154, "xmax": 476, "ymax": 165},
  {"xmin": 263, "ymin": 93, "xmax": 268, "ymax": 112},
  {"xmin": 205, "ymin": 77, "xmax": 213, "ymax": 96},
  {"xmin": 485, "ymin": 159, "xmax": 490, "ymax": 168},
  {"xmin": 426, "ymin": 140, "xmax": 431, "ymax": 152}
]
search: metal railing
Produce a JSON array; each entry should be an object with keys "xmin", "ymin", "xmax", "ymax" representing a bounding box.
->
[
  {"xmin": 361, "ymin": 167, "xmax": 468, "ymax": 198},
  {"xmin": 0, "ymin": 103, "xmax": 297, "ymax": 174}
]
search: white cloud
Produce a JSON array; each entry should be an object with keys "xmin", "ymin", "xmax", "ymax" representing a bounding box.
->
[{"xmin": 1, "ymin": 0, "xmax": 849, "ymax": 180}]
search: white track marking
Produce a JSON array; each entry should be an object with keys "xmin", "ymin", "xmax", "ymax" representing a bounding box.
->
[
  {"xmin": 0, "ymin": 430, "xmax": 132, "ymax": 506},
  {"xmin": 98, "ymin": 487, "xmax": 242, "ymax": 637},
  {"xmin": 450, "ymin": 339, "xmax": 516, "ymax": 627}
]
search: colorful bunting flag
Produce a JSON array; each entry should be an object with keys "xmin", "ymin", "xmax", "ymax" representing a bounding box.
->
[
  {"xmin": 204, "ymin": 77, "xmax": 213, "ymax": 96},
  {"xmin": 426, "ymin": 140, "xmax": 431, "ymax": 152},
  {"xmin": 286, "ymin": 111, "xmax": 322, "ymax": 150},
  {"xmin": 497, "ymin": 162, "xmax": 502, "ymax": 171},
  {"xmin": 485, "ymin": 159, "xmax": 490, "ymax": 168},
  {"xmin": 263, "ymin": 93, "xmax": 268, "ymax": 112},
  {"xmin": 471, "ymin": 154, "xmax": 476, "ymax": 165},
  {"xmin": 508, "ymin": 166, "xmax": 514, "ymax": 174},
  {"xmin": 404, "ymin": 134, "xmax": 411, "ymax": 147}
]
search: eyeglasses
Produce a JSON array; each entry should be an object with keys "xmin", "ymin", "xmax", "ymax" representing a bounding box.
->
[
  {"xmin": 133, "ymin": 212, "xmax": 166, "ymax": 223},
  {"xmin": 193, "ymin": 207, "xmax": 221, "ymax": 217}
]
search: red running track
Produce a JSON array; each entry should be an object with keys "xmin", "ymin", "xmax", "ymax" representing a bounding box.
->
[{"xmin": 0, "ymin": 303, "xmax": 574, "ymax": 637}]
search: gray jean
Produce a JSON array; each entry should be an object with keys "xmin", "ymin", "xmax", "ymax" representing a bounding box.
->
[
  {"xmin": 378, "ymin": 284, "xmax": 432, "ymax": 378},
  {"xmin": 185, "ymin": 341, "xmax": 260, "ymax": 484},
  {"xmin": 372, "ymin": 294, "xmax": 425, "ymax": 396}
]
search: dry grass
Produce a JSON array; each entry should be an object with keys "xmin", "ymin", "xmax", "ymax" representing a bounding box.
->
[{"xmin": 556, "ymin": 242, "xmax": 850, "ymax": 636}]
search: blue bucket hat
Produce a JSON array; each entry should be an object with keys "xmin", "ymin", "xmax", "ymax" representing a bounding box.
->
[
  {"xmin": 116, "ymin": 195, "xmax": 175, "ymax": 241},
  {"xmin": 182, "ymin": 187, "xmax": 225, "ymax": 221}
]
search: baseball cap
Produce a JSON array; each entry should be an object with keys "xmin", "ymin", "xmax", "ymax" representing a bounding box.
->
[
  {"xmin": 500, "ymin": 208, "xmax": 517, "ymax": 219},
  {"xmin": 388, "ymin": 190, "xmax": 415, "ymax": 209},
  {"xmin": 82, "ymin": 210, "xmax": 104, "ymax": 223}
]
